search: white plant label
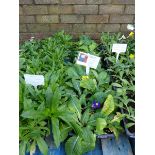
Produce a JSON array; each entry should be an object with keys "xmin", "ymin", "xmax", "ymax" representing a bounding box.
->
[
  {"xmin": 76, "ymin": 52, "xmax": 100, "ymax": 74},
  {"xmin": 112, "ymin": 44, "xmax": 127, "ymax": 62},
  {"xmin": 24, "ymin": 74, "xmax": 44, "ymax": 87}
]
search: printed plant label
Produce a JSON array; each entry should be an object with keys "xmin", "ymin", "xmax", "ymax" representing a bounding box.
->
[
  {"xmin": 112, "ymin": 44, "xmax": 127, "ymax": 62},
  {"xmin": 24, "ymin": 74, "xmax": 44, "ymax": 87},
  {"xmin": 76, "ymin": 52, "xmax": 100, "ymax": 69},
  {"xmin": 112, "ymin": 44, "xmax": 127, "ymax": 54}
]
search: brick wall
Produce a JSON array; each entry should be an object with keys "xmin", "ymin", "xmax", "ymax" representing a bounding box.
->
[{"xmin": 19, "ymin": 0, "xmax": 135, "ymax": 42}]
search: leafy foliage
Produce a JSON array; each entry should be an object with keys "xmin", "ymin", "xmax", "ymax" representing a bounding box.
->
[{"xmin": 19, "ymin": 31, "xmax": 135, "ymax": 155}]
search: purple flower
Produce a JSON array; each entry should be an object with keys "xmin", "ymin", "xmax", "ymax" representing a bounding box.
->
[{"xmin": 91, "ymin": 101, "xmax": 101, "ymax": 110}]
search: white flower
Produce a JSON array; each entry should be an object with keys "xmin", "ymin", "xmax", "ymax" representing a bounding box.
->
[
  {"xmin": 30, "ymin": 36, "xmax": 35, "ymax": 41},
  {"xmin": 127, "ymin": 24, "xmax": 135, "ymax": 31}
]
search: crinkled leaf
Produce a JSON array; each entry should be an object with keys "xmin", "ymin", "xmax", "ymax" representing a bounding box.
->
[
  {"xmin": 67, "ymin": 67, "xmax": 80, "ymax": 79},
  {"xmin": 80, "ymin": 79, "xmax": 97, "ymax": 92},
  {"xmin": 98, "ymin": 71, "xmax": 109, "ymax": 86},
  {"xmin": 60, "ymin": 123, "xmax": 72, "ymax": 142},
  {"xmin": 111, "ymin": 112, "xmax": 124, "ymax": 124},
  {"xmin": 96, "ymin": 118, "xmax": 107, "ymax": 135},
  {"xmin": 79, "ymin": 94, "xmax": 86, "ymax": 106},
  {"xmin": 81, "ymin": 109, "xmax": 90, "ymax": 125},
  {"xmin": 81, "ymin": 127, "xmax": 96, "ymax": 153},
  {"xmin": 68, "ymin": 97, "xmax": 81, "ymax": 120},
  {"xmin": 65, "ymin": 136, "xmax": 82, "ymax": 155},
  {"xmin": 72, "ymin": 79, "xmax": 81, "ymax": 95},
  {"xmin": 101, "ymin": 94, "xmax": 115, "ymax": 116}
]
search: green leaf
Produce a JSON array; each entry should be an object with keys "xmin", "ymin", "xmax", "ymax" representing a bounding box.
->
[
  {"xmin": 72, "ymin": 79, "xmax": 81, "ymax": 95},
  {"xmin": 65, "ymin": 136, "xmax": 82, "ymax": 155},
  {"xmin": 19, "ymin": 141, "xmax": 27, "ymax": 155},
  {"xmin": 96, "ymin": 118, "xmax": 107, "ymax": 135},
  {"xmin": 65, "ymin": 89, "xmax": 77, "ymax": 98},
  {"xmin": 21, "ymin": 109, "xmax": 44, "ymax": 119},
  {"xmin": 67, "ymin": 67, "xmax": 80, "ymax": 79},
  {"xmin": 51, "ymin": 88, "xmax": 61, "ymax": 112},
  {"xmin": 79, "ymin": 94, "xmax": 86, "ymax": 106},
  {"xmin": 81, "ymin": 109, "xmax": 90, "ymax": 125},
  {"xmin": 112, "ymin": 83, "xmax": 122, "ymax": 88},
  {"xmin": 101, "ymin": 94, "xmax": 115, "ymax": 116},
  {"xmin": 109, "ymin": 126, "xmax": 119, "ymax": 140},
  {"xmin": 79, "ymin": 45, "xmax": 89, "ymax": 51},
  {"xmin": 126, "ymin": 122, "xmax": 135, "ymax": 129},
  {"xmin": 23, "ymin": 98, "xmax": 33, "ymax": 110},
  {"xmin": 97, "ymin": 71, "xmax": 108, "ymax": 86},
  {"xmin": 80, "ymin": 79, "xmax": 97, "ymax": 92},
  {"xmin": 81, "ymin": 128, "xmax": 96, "ymax": 153},
  {"xmin": 75, "ymin": 65, "xmax": 85, "ymax": 76},
  {"xmin": 60, "ymin": 123, "xmax": 72, "ymax": 142},
  {"xmin": 90, "ymin": 92, "xmax": 106, "ymax": 103},
  {"xmin": 45, "ymin": 87, "xmax": 53, "ymax": 107},
  {"xmin": 36, "ymin": 136, "xmax": 48, "ymax": 155},
  {"xmin": 30, "ymin": 141, "xmax": 36, "ymax": 155},
  {"xmin": 68, "ymin": 97, "xmax": 81, "ymax": 120},
  {"xmin": 51, "ymin": 117, "xmax": 61, "ymax": 148},
  {"xmin": 89, "ymin": 42, "xmax": 97, "ymax": 51},
  {"xmin": 111, "ymin": 112, "xmax": 125, "ymax": 124},
  {"xmin": 70, "ymin": 122, "xmax": 83, "ymax": 137}
]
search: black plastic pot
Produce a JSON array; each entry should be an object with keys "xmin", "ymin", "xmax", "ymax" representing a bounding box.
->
[{"xmin": 121, "ymin": 108, "xmax": 135, "ymax": 154}]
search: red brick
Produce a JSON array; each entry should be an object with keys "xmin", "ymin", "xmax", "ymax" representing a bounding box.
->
[
  {"xmin": 60, "ymin": 15, "xmax": 84, "ymax": 23},
  {"xmin": 120, "ymin": 24, "xmax": 129, "ymax": 31},
  {"xmin": 74, "ymin": 5, "xmax": 98, "ymax": 14},
  {"xmin": 71, "ymin": 33, "xmax": 84, "ymax": 39},
  {"xmin": 19, "ymin": 16, "xmax": 35, "ymax": 23},
  {"xmin": 20, "ymin": 24, "xmax": 27, "ymax": 32},
  {"xmin": 23, "ymin": 5, "xmax": 48, "ymax": 15},
  {"xmin": 87, "ymin": 0, "xmax": 111, "ymax": 4},
  {"xmin": 48, "ymin": 5, "xmax": 73, "ymax": 14},
  {"xmin": 50, "ymin": 24, "xmax": 72, "ymax": 32},
  {"xmin": 73, "ymin": 24, "xmax": 96, "ymax": 32},
  {"xmin": 125, "ymin": 5, "xmax": 135, "ymax": 14},
  {"xmin": 19, "ymin": 6, "xmax": 23, "ymax": 15},
  {"xmin": 34, "ymin": 0, "xmax": 59, "ymax": 4},
  {"xmin": 112, "ymin": 0, "xmax": 135, "ymax": 4},
  {"xmin": 97, "ymin": 24, "xmax": 120, "ymax": 32},
  {"xmin": 84, "ymin": 33, "xmax": 100, "ymax": 40},
  {"xmin": 19, "ymin": 0, "xmax": 33, "ymax": 4},
  {"xmin": 85, "ymin": 15, "xmax": 109, "ymax": 23},
  {"xmin": 110, "ymin": 15, "xmax": 134, "ymax": 23},
  {"xmin": 27, "ymin": 24, "xmax": 50, "ymax": 32},
  {"xmin": 36, "ymin": 15, "xmax": 59, "ymax": 23},
  {"xmin": 61, "ymin": 0, "xmax": 86, "ymax": 4},
  {"xmin": 99, "ymin": 5, "xmax": 124, "ymax": 14}
]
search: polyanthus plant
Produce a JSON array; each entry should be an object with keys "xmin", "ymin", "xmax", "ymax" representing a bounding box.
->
[
  {"xmin": 77, "ymin": 35, "xmax": 99, "ymax": 56},
  {"xmin": 65, "ymin": 64, "xmax": 112, "ymax": 104},
  {"xmin": 64, "ymin": 94, "xmax": 125, "ymax": 155},
  {"xmin": 99, "ymin": 32, "xmax": 135, "ymax": 130}
]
